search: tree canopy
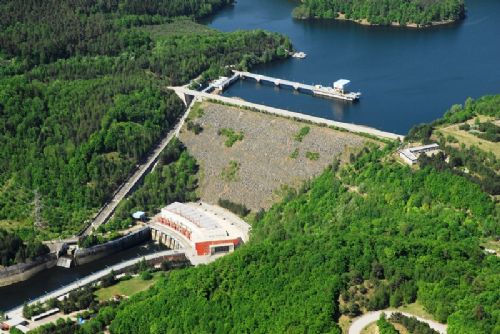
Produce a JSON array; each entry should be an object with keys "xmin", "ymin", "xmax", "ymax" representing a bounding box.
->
[
  {"xmin": 0, "ymin": 1, "xmax": 290, "ymax": 240},
  {"xmin": 292, "ymin": 0, "xmax": 465, "ymax": 26},
  {"xmin": 79, "ymin": 142, "xmax": 498, "ymax": 334}
]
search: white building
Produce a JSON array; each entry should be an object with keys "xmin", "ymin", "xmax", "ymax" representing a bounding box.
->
[{"xmin": 399, "ymin": 143, "xmax": 440, "ymax": 165}]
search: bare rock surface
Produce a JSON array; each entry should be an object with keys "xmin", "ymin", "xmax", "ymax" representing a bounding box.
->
[{"xmin": 180, "ymin": 102, "xmax": 370, "ymax": 211}]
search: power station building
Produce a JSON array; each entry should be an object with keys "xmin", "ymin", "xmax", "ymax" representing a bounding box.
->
[{"xmin": 153, "ymin": 202, "xmax": 244, "ymax": 256}]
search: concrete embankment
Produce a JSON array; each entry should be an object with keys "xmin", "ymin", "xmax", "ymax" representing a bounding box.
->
[
  {"xmin": 74, "ymin": 227, "xmax": 152, "ymax": 265},
  {"xmin": 170, "ymin": 86, "xmax": 404, "ymax": 141},
  {"xmin": 0, "ymin": 254, "xmax": 58, "ymax": 287}
]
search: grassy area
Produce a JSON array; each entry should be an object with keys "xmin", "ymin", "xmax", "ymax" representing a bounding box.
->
[
  {"xmin": 220, "ymin": 160, "xmax": 240, "ymax": 182},
  {"xmin": 397, "ymin": 301, "xmax": 436, "ymax": 321},
  {"xmin": 218, "ymin": 128, "xmax": 244, "ymax": 147},
  {"xmin": 95, "ymin": 273, "xmax": 163, "ymax": 302},
  {"xmin": 188, "ymin": 102, "xmax": 205, "ymax": 121},
  {"xmin": 481, "ymin": 239, "xmax": 500, "ymax": 253},
  {"xmin": 360, "ymin": 322, "xmax": 378, "ymax": 334},
  {"xmin": 338, "ymin": 315, "xmax": 352, "ymax": 334},
  {"xmin": 290, "ymin": 148, "xmax": 299, "ymax": 159},
  {"xmin": 140, "ymin": 17, "xmax": 215, "ymax": 40},
  {"xmin": 436, "ymin": 117, "xmax": 500, "ymax": 158}
]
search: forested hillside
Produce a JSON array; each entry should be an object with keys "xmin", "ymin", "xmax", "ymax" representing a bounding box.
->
[
  {"xmin": 72, "ymin": 138, "xmax": 498, "ymax": 334},
  {"xmin": 407, "ymin": 95, "xmax": 500, "ymax": 195},
  {"xmin": 0, "ymin": 0, "xmax": 290, "ymax": 239},
  {"xmin": 292, "ymin": 0, "xmax": 465, "ymax": 26}
]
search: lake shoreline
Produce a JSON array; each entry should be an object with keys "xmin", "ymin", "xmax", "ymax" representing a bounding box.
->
[{"xmin": 295, "ymin": 12, "xmax": 460, "ymax": 29}]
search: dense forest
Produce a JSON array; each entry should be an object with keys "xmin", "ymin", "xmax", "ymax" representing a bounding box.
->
[
  {"xmin": 0, "ymin": 229, "xmax": 49, "ymax": 266},
  {"xmin": 101, "ymin": 139, "xmax": 199, "ymax": 232},
  {"xmin": 292, "ymin": 0, "xmax": 465, "ymax": 26},
  {"xmin": 68, "ymin": 137, "xmax": 498, "ymax": 333},
  {"xmin": 0, "ymin": 0, "xmax": 290, "ymax": 240}
]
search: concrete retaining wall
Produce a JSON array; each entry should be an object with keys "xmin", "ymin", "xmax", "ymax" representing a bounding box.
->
[
  {"xmin": 0, "ymin": 253, "xmax": 58, "ymax": 287},
  {"xmin": 74, "ymin": 227, "xmax": 151, "ymax": 265}
]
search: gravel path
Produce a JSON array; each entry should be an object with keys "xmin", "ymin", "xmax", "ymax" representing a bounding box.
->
[
  {"xmin": 180, "ymin": 102, "xmax": 370, "ymax": 211},
  {"xmin": 349, "ymin": 310, "xmax": 447, "ymax": 334}
]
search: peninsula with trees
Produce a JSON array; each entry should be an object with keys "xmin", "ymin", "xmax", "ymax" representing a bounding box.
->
[{"xmin": 292, "ymin": 0, "xmax": 466, "ymax": 27}]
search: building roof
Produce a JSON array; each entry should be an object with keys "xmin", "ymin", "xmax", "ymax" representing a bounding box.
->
[
  {"xmin": 132, "ymin": 211, "xmax": 146, "ymax": 219},
  {"xmin": 408, "ymin": 143, "xmax": 439, "ymax": 153},
  {"xmin": 399, "ymin": 143, "xmax": 440, "ymax": 164},
  {"xmin": 3, "ymin": 317, "xmax": 25, "ymax": 327},
  {"xmin": 160, "ymin": 202, "xmax": 233, "ymax": 243},
  {"xmin": 334, "ymin": 79, "xmax": 350, "ymax": 89},
  {"xmin": 400, "ymin": 149, "xmax": 418, "ymax": 162}
]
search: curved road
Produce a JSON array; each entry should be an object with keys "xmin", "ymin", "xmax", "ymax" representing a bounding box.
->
[{"xmin": 348, "ymin": 310, "xmax": 447, "ymax": 334}]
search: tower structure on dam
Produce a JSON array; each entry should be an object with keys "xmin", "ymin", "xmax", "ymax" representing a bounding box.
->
[{"xmin": 150, "ymin": 202, "xmax": 249, "ymax": 256}]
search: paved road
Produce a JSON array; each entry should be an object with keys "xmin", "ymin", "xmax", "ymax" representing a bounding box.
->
[
  {"xmin": 5, "ymin": 250, "xmax": 184, "ymax": 319},
  {"xmin": 348, "ymin": 310, "xmax": 447, "ymax": 334},
  {"xmin": 170, "ymin": 86, "xmax": 404, "ymax": 141},
  {"xmin": 81, "ymin": 100, "xmax": 195, "ymax": 236}
]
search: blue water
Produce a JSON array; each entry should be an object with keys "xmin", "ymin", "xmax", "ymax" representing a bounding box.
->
[{"xmin": 204, "ymin": 0, "xmax": 500, "ymax": 134}]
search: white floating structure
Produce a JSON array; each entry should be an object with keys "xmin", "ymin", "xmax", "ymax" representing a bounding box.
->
[{"xmin": 292, "ymin": 51, "xmax": 307, "ymax": 59}]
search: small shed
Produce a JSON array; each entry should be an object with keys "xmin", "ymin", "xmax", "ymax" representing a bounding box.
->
[{"xmin": 132, "ymin": 211, "xmax": 146, "ymax": 220}]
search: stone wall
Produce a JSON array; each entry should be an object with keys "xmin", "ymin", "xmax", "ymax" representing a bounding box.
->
[
  {"xmin": 74, "ymin": 227, "xmax": 151, "ymax": 265},
  {"xmin": 0, "ymin": 253, "xmax": 58, "ymax": 287}
]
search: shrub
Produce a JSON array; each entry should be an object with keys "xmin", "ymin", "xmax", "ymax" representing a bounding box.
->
[
  {"xmin": 140, "ymin": 270, "xmax": 153, "ymax": 281},
  {"xmin": 218, "ymin": 128, "xmax": 244, "ymax": 147},
  {"xmin": 294, "ymin": 126, "xmax": 310, "ymax": 142},
  {"xmin": 218, "ymin": 198, "xmax": 250, "ymax": 217},
  {"xmin": 306, "ymin": 151, "xmax": 320, "ymax": 161},
  {"xmin": 187, "ymin": 121, "xmax": 203, "ymax": 134}
]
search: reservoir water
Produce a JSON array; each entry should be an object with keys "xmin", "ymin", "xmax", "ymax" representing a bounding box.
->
[
  {"xmin": 0, "ymin": 242, "xmax": 165, "ymax": 311},
  {"xmin": 204, "ymin": 0, "xmax": 500, "ymax": 134}
]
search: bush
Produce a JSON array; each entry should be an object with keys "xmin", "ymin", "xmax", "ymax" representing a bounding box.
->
[
  {"xmin": 294, "ymin": 126, "xmax": 310, "ymax": 142},
  {"xmin": 218, "ymin": 198, "xmax": 250, "ymax": 217},
  {"xmin": 306, "ymin": 151, "xmax": 320, "ymax": 161},
  {"xmin": 187, "ymin": 121, "xmax": 203, "ymax": 134},
  {"xmin": 218, "ymin": 128, "xmax": 244, "ymax": 147},
  {"xmin": 140, "ymin": 270, "xmax": 153, "ymax": 280},
  {"xmin": 101, "ymin": 272, "xmax": 117, "ymax": 288},
  {"xmin": 377, "ymin": 313, "xmax": 399, "ymax": 334},
  {"xmin": 458, "ymin": 123, "xmax": 470, "ymax": 131},
  {"xmin": 390, "ymin": 312, "xmax": 439, "ymax": 334}
]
